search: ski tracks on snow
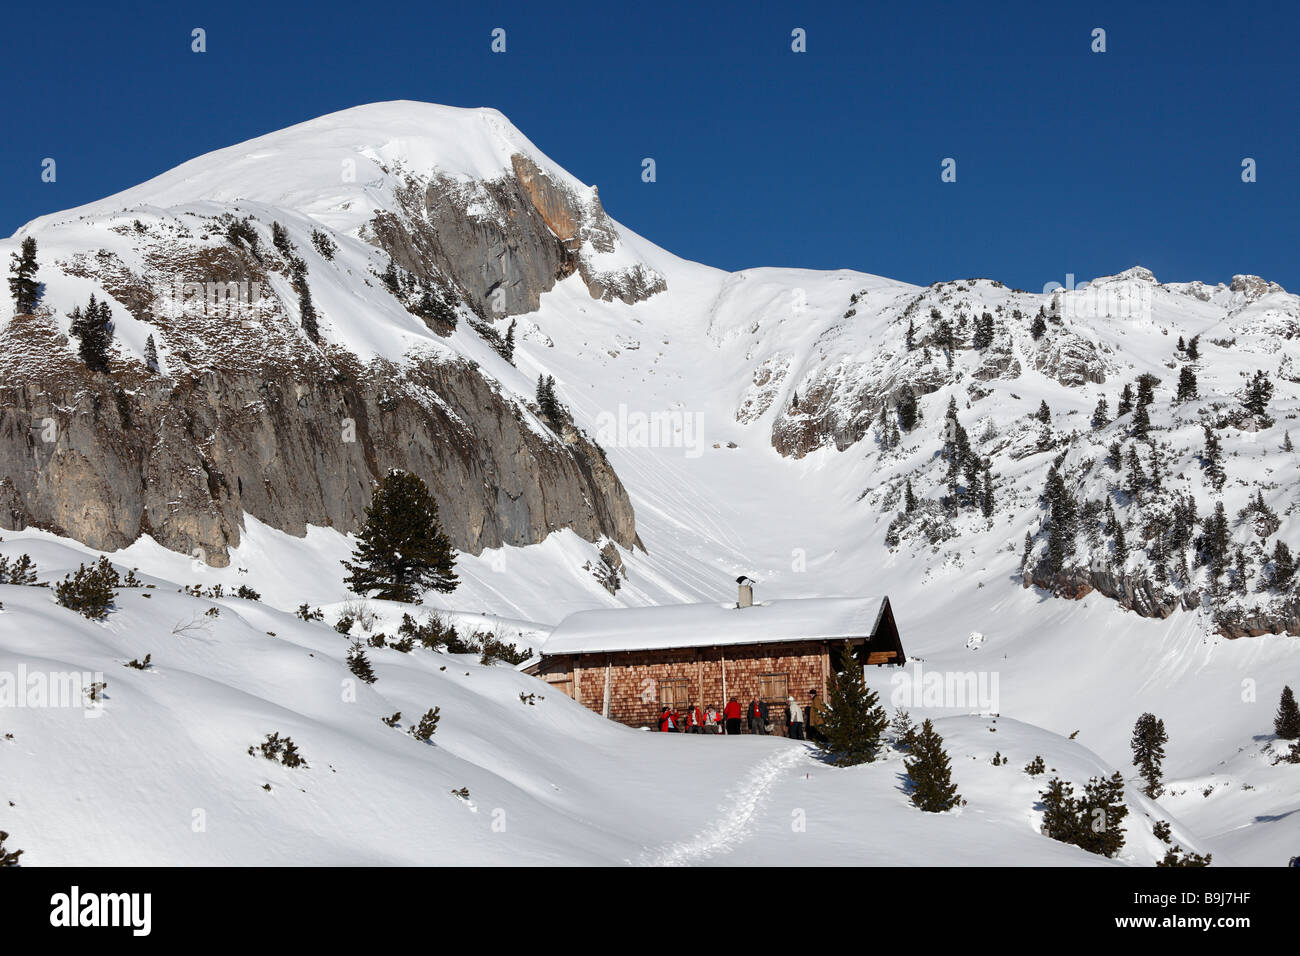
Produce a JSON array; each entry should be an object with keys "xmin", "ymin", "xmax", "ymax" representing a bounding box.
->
[{"xmin": 640, "ymin": 745, "xmax": 808, "ymax": 866}]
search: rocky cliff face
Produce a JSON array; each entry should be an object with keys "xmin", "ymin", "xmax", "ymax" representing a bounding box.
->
[
  {"xmin": 0, "ymin": 125, "xmax": 656, "ymax": 567},
  {"xmin": 0, "ymin": 320, "xmax": 636, "ymax": 566},
  {"xmin": 366, "ymin": 153, "xmax": 665, "ymax": 320}
]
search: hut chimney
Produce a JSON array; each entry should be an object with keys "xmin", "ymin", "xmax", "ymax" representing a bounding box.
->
[{"xmin": 736, "ymin": 575, "xmax": 756, "ymax": 608}]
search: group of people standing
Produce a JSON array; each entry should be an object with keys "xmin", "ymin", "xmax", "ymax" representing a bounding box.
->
[{"xmin": 657, "ymin": 690, "xmax": 820, "ymax": 741}]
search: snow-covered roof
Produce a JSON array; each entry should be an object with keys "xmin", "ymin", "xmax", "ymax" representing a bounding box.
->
[{"xmin": 540, "ymin": 597, "xmax": 889, "ymax": 656}]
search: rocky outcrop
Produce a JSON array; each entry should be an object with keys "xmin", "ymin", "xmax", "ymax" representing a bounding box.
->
[
  {"xmin": 368, "ymin": 155, "xmax": 664, "ymax": 319},
  {"xmin": 1023, "ymin": 562, "xmax": 1300, "ymax": 637},
  {"xmin": 1023, "ymin": 562, "xmax": 1188, "ymax": 619},
  {"xmin": 0, "ymin": 348, "xmax": 637, "ymax": 566}
]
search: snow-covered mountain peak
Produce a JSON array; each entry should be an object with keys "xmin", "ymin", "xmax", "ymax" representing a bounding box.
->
[{"xmin": 22, "ymin": 101, "xmax": 595, "ymax": 238}]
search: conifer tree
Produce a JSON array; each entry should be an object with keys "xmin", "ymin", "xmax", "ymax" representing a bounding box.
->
[
  {"xmin": 536, "ymin": 374, "xmax": 562, "ymax": 422},
  {"xmin": 347, "ymin": 640, "xmax": 377, "ymax": 684},
  {"xmin": 1130, "ymin": 398, "xmax": 1150, "ymax": 439},
  {"xmin": 1091, "ymin": 396, "xmax": 1109, "ymax": 429},
  {"xmin": 1106, "ymin": 440, "xmax": 1123, "ymax": 471},
  {"xmin": 342, "ymin": 470, "xmax": 459, "ymax": 602},
  {"xmin": 904, "ymin": 479, "xmax": 917, "ymax": 514},
  {"xmin": 1038, "ymin": 777, "xmax": 1079, "ymax": 844},
  {"xmin": 1269, "ymin": 541, "xmax": 1296, "ymax": 591},
  {"xmin": 1176, "ymin": 365, "xmax": 1198, "ymax": 402},
  {"xmin": 1243, "ymin": 370, "xmax": 1273, "ymax": 420},
  {"xmin": 1076, "ymin": 772, "xmax": 1128, "ymax": 858},
  {"xmin": 143, "ymin": 333, "xmax": 159, "ymax": 372},
  {"xmin": 503, "ymin": 319, "xmax": 516, "ymax": 363},
  {"xmin": 891, "ymin": 708, "xmax": 916, "ymax": 751},
  {"xmin": 1202, "ymin": 426, "xmax": 1225, "ymax": 492},
  {"xmin": 904, "ymin": 719, "xmax": 961, "ymax": 812},
  {"xmin": 297, "ymin": 271, "xmax": 320, "ymax": 343},
  {"xmin": 69, "ymin": 294, "xmax": 113, "ymax": 373},
  {"xmin": 1036, "ymin": 400, "xmax": 1052, "ymax": 425},
  {"xmin": 1283, "ymin": 431, "xmax": 1294, "ymax": 453},
  {"xmin": 381, "ymin": 258, "xmax": 401, "ymax": 294},
  {"xmin": 1186, "ymin": 335, "xmax": 1200, "ymax": 360},
  {"xmin": 1136, "ymin": 374, "xmax": 1156, "ymax": 407},
  {"xmin": 905, "ymin": 317, "xmax": 915, "ymax": 351},
  {"xmin": 1201, "ymin": 501, "xmax": 1231, "ymax": 576},
  {"xmin": 1147, "ymin": 446, "xmax": 1163, "ymax": 492},
  {"xmin": 1233, "ymin": 547, "xmax": 1249, "ymax": 594},
  {"xmin": 1030, "ymin": 310, "xmax": 1047, "ymax": 340},
  {"xmin": 815, "ymin": 641, "xmax": 889, "ymax": 766},
  {"xmin": 8, "ymin": 236, "xmax": 39, "ymax": 314},
  {"xmin": 1275, "ymin": 686, "xmax": 1300, "ymax": 740},
  {"xmin": 1116, "ymin": 383, "xmax": 1134, "ymax": 417},
  {"xmin": 1042, "ymin": 466, "xmax": 1078, "ymax": 574},
  {"xmin": 979, "ymin": 464, "xmax": 995, "ymax": 518},
  {"xmin": 1124, "ymin": 444, "xmax": 1147, "ymax": 499},
  {"xmin": 1131, "ymin": 712, "xmax": 1168, "ymax": 798},
  {"xmin": 896, "ymin": 390, "xmax": 918, "ymax": 431},
  {"xmin": 1113, "ymin": 518, "xmax": 1128, "ymax": 566}
]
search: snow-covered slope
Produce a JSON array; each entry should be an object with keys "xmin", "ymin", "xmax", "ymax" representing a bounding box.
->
[{"xmin": 2, "ymin": 101, "xmax": 1298, "ymax": 866}]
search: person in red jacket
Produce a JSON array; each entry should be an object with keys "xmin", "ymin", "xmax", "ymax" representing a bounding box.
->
[
  {"xmin": 748, "ymin": 697, "xmax": 765, "ymax": 735},
  {"xmin": 687, "ymin": 703, "xmax": 704, "ymax": 734},
  {"xmin": 659, "ymin": 706, "xmax": 677, "ymax": 733},
  {"xmin": 724, "ymin": 697, "xmax": 742, "ymax": 736}
]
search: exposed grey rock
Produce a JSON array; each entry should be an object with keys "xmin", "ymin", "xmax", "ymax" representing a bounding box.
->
[{"xmin": 0, "ymin": 349, "xmax": 637, "ymax": 567}]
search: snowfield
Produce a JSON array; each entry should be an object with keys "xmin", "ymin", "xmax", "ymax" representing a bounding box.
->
[{"xmin": 2, "ymin": 101, "xmax": 1299, "ymax": 866}]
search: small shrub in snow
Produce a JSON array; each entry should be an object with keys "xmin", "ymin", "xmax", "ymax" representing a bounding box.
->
[
  {"xmin": 390, "ymin": 634, "xmax": 414, "ymax": 653},
  {"xmin": 382, "ymin": 712, "xmax": 401, "ymax": 728},
  {"xmin": 367, "ymin": 634, "xmax": 386, "ymax": 649},
  {"xmin": 125, "ymin": 654, "xmax": 151, "ymax": 670},
  {"xmin": 334, "ymin": 614, "xmax": 354, "ymax": 635},
  {"xmin": 890, "ymin": 708, "xmax": 916, "ymax": 751},
  {"xmin": 0, "ymin": 553, "xmax": 38, "ymax": 586},
  {"xmin": 519, "ymin": 692, "xmax": 543, "ymax": 706},
  {"xmin": 55, "ymin": 557, "xmax": 120, "ymax": 619},
  {"xmin": 234, "ymin": 584, "xmax": 261, "ymax": 601},
  {"xmin": 297, "ymin": 604, "xmax": 324, "ymax": 621},
  {"xmin": 409, "ymin": 707, "xmax": 440, "ymax": 741},
  {"xmin": 249, "ymin": 732, "xmax": 308, "ymax": 768},
  {"xmin": 1152, "ymin": 820, "xmax": 1172, "ymax": 844},
  {"xmin": 450, "ymin": 787, "xmax": 470, "ymax": 800},
  {"xmin": 85, "ymin": 681, "xmax": 107, "ymax": 702},
  {"xmin": 1024, "ymin": 755, "xmax": 1046, "ymax": 776},
  {"xmin": 0, "ymin": 830, "xmax": 23, "ymax": 867},
  {"xmin": 1157, "ymin": 846, "xmax": 1212, "ymax": 867},
  {"xmin": 476, "ymin": 631, "xmax": 530, "ymax": 666}
]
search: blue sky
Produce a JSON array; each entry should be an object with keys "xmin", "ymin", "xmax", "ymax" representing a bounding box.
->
[{"xmin": 2, "ymin": 0, "xmax": 1296, "ymax": 290}]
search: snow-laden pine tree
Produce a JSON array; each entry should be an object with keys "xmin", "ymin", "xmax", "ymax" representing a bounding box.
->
[
  {"xmin": 1130, "ymin": 712, "xmax": 1168, "ymax": 798},
  {"xmin": 904, "ymin": 719, "xmax": 961, "ymax": 812},
  {"xmin": 342, "ymin": 470, "xmax": 459, "ymax": 602},
  {"xmin": 814, "ymin": 641, "xmax": 889, "ymax": 766}
]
